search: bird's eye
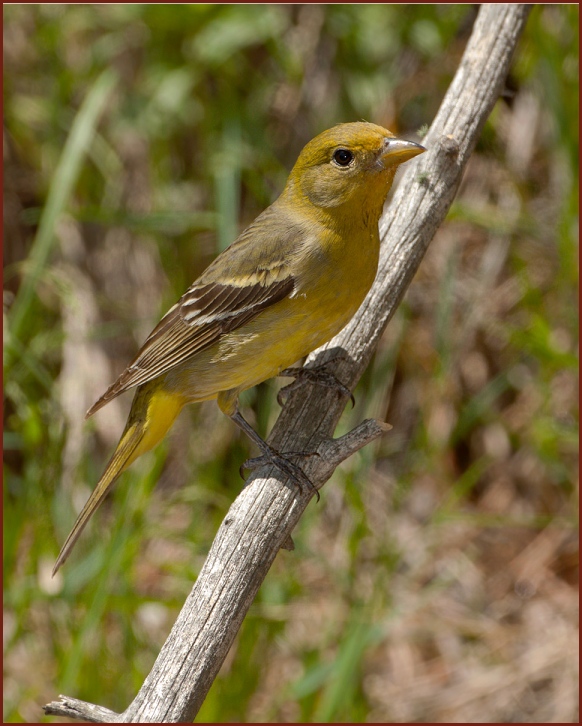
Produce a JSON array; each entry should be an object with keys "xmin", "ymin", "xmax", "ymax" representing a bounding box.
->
[{"xmin": 333, "ymin": 148, "xmax": 354, "ymax": 167}]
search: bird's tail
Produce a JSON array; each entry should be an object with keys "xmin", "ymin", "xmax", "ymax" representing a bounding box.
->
[{"xmin": 53, "ymin": 384, "xmax": 184, "ymax": 575}]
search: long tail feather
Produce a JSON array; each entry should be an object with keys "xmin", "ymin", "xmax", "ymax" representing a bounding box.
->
[
  {"xmin": 54, "ymin": 384, "xmax": 185, "ymax": 575},
  {"xmin": 52, "ymin": 423, "xmax": 145, "ymax": 575}
]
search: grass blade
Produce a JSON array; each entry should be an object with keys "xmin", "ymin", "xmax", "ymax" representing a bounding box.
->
[{"xmin": 6, "ymin": 68, "xmax": 118, "ymax": 358}]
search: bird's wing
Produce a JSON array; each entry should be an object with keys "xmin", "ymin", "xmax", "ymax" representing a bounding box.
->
[{"xmin": 86, "ymin": 206, "xmax": 302, "ymax": 417}]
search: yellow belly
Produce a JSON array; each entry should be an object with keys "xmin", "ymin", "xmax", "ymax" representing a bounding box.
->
[
  {"xmin": 164, "ymin": 299, "xmax": 342, "ymax": 403},
  {"xmin": 163, "ymin": 223, "xmax": 380, "ymax": 406}
]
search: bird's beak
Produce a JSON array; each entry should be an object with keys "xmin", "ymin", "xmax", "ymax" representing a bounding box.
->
[{"xmin": 380, "ymin": 137, "xmax": 426, "ymax": 165}]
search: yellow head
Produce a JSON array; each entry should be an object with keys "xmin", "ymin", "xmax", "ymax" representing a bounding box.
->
[{"xmin": 284, "ymin": 121, "xmax": 425, "ymax": 213}]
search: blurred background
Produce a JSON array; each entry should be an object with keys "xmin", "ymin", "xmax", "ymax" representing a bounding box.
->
[{"xmin": 3, "ymin": 4, "xmax": 578, "ymax": 723}]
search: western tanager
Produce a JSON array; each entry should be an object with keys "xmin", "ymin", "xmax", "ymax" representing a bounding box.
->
[{"xmin": 53, "ymin": 122, "xmax": 425, "ymax": 574}]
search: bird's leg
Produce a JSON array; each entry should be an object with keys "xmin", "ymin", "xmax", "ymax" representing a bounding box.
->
[
  {"xmin": 229, "ymin": 409, "xmax": 320, "ymax": 501},
  {"xmin": 278, "ymin": 354, "xmax": 355, "ymax": 408}
]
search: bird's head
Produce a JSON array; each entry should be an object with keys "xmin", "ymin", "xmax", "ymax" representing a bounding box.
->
[{"xmin": 285, "ymin": 122, "xmax": 425, "ymax": 214}]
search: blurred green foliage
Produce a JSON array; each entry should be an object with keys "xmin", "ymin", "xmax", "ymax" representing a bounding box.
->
[{"xmin": 4, "ymin": 4, "xmax": 578, "ymax": 723}]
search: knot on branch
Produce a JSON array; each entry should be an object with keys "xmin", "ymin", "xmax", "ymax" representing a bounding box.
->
[{"xmin": 440, "ymin": 134, "xmax": 460, "ymax": 156}]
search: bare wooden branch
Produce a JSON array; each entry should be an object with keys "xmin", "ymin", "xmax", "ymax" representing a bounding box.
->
[
  {"xmin": 43, "ymin": 696, "xmax": 119, "ymax": 723},
  {"xmin": 45, "ymin": 5, "xmax": 531, "ymax": 722}
]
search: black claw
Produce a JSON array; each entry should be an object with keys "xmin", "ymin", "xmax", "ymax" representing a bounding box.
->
[
  {"xmin": 278, "ymin": 360, "xmax": 355, "ymax": 408},
  {"xmin": 230, "ymin": 409, "xmax": 320, "ymax": 501},
  {"xmin": 241, "ymin": 449, "xmax": 320, "ymax": 502}
]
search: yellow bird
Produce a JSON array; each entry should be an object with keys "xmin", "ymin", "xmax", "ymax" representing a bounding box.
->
[{"xmin": 53, "ymin": 122, "xmax": 425, "ymax": 574}]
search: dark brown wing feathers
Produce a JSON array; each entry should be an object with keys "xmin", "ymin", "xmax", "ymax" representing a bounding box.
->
[{"xmin": 86, "ymin": 275, "xmax": 295, "ymax": 418}]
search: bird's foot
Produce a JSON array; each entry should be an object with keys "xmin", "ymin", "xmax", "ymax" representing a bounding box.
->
[
  {"xmin": 240, "ymin": 446, "xmax": 321, "ymax": 501},
  {"xmin": 278, "ymin": 355, "xmax": 355, "ymax": 408}
]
